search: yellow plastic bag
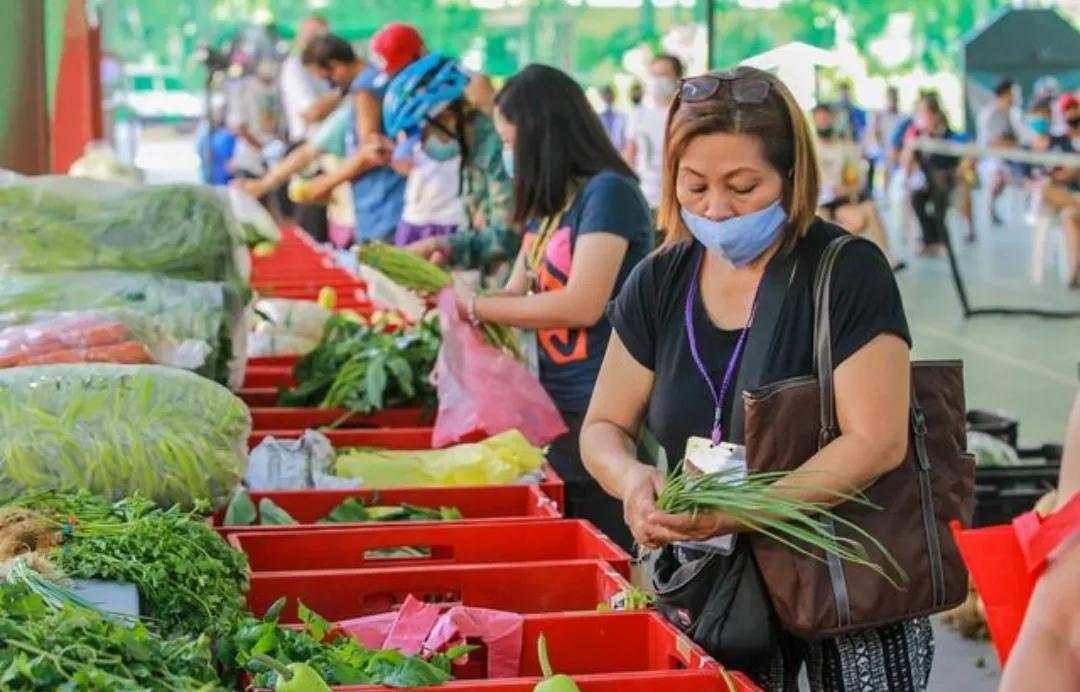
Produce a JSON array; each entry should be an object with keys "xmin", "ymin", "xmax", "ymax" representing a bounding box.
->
[{"xmin": 334, "ymin": 430, "xmax": 544, "ymax": 488}]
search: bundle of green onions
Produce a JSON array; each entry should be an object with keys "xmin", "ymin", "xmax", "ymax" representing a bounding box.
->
[
  {"xmin": 356, "ymin": 242, "xmax": 523, "ymax": 360},
  {"xmin": 657, "ymin": 465, "xmax": 905, "ymax": 586}
]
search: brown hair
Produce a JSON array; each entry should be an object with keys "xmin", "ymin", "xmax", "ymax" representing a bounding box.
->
[{"xmin": 658, "ymin": 66, "xmax": 820, "ymax": 253}]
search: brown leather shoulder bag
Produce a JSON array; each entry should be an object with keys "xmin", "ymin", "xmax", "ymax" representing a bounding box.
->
[{"xmin": 742, "ymin": 234, "xmax": 976, "ymax": 638}]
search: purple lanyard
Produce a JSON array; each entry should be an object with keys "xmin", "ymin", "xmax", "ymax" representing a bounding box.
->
[{"xmin": 684, "ymin": 251, "xmax": 760, "ymax": 445}]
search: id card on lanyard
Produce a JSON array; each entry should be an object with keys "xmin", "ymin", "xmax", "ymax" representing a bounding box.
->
[{"xmin": 521, "ymin": 191, "xmax": 576, "ymax": 376}]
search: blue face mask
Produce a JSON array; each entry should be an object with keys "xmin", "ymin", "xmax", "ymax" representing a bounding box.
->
[
  {"xmin": 1027, "ymin": 116, "xmax": 1051, "ymax": 136},
  {"xmin": 422, "ymin": 136, "xmax": 461, "ymax": 162},
  {"xmin": 680, "ymin": 200, "xmax": 787, "ymax": 266},
  {"xmin": 501, "ymin": 147, "xmax": 514, "ymax": 178}
]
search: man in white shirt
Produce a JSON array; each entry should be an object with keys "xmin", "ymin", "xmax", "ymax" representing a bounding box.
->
[
  {"xmin": 624, "ymin": 54, "xmax": 683, "ymax": 216},
  {"xmin": 280, "ymin": 16, "xmax": 340, "ymax": 143}
]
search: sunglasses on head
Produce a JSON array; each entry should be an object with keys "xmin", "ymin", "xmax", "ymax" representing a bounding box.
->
[{"xmin": 678, "ymin": 74, "xmax": 771, "ymax": 105}]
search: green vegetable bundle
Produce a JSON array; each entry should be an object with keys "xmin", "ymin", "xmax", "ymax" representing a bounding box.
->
[
  {"xmin": 3, "ymin": 491, "xmax": 249, "ymax": 639},
  {"xmin": 223, "ymin": 491, "xmax": 462, "ymax": 526},
  {"xmin": 0, "ymin": 581, "xmax": 223, "ymax": 691},
  {"xmin": 657, "ymin": 465, "xmax": 905, "ymax": 586},
  {"xmin": 356, "ymin": 243, "xmax": 522, "ymax": 359},
  {"xmin": 220, "ymin": 598, "xmax": 471, "ymax": 688},
  {"xmin": 0, "ymin": 270, "xmax": 246, "ymax": 384},
  {"xmin": 0, "ymin": 179, "xmax": 246, "ymax": 284},
  {"xmin": 278, "ymin": 313, "xmax": 440, "ymax": 413},
  {"xmin": 0, "ymin": 364, "xmax": 251, "ymax": 508}
]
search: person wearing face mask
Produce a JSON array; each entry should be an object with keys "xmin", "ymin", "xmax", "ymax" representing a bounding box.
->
[
  {"xmin": 624, "ymin": 54, "xmax": 684, "ymax": 217},
  {"xmin": 380, "ymin": 54, "xmax": 511, "ymax": 259},
  {"xmin": 582, "ymin": 67, "xmax": 926, "ymax": 690},
  {"xmin": 451, "ymin": 64, "xmax": 653, "ymax": 550},
  {"xmin": 1034, "ymin": 93, "xmax": 1080, "ymax": 287},
  {"xmin": 227, "ymin": 58, "xmax": 286, "ymax": 179},
  {"xmin": 812, "ymin": 104, "xmax": 903, "ymax": 270}
]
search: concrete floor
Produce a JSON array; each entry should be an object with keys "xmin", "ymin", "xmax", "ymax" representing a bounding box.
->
[{"xmin": 892, "ymin": 204, "xmax": 1079, "ymax": 448}]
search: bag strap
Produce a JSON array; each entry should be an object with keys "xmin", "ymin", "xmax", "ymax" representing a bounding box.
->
[
  {"xmin": 811, "ymin": 233, "xmax": 866, "ymax": 446},
  {"xmin": 809, "ymin": 233, "xmax": 867, "ymax": 628},
  {"xmin": 728, "ymin": 245, "xmax": 800, "ymax": 445}
]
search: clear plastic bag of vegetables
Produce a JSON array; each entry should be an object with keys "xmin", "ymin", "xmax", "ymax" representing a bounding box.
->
[
  {"xmin": 0, "ymin": 270, "xmax": 249, "ymax": 386},
  {"xmin": 0, "ymin": 176, "xmax": 249, "ymax": 283},
  {"xmin": 0, "ymin": 364, "xmax": 251, "ymax": 507},
  {"xmin": 0, "ymin": 309, "xmax": 211, "ymax": 370},
  {"xmin": 216, "ymin": 184, "xmax": 282, "ymax": 247}
]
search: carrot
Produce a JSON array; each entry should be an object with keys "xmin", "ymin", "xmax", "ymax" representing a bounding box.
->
[
  {"xmin": 13, "ymin": 341, "xmax": 152, "ymax": 367},
  {"xmin": 0, "ymin": 320, "xmax": 130, "ymax": 362}
]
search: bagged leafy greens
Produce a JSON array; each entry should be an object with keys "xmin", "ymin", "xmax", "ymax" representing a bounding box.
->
[
  {"xmin": 0, "ymin": 176, "xmax": 249, "ymax": 284},
  {"xmin": 0, "ymin": 270, "xmax": 247, "ymax": 385},
  {"xmin": 0, "ymin": 364, "xmax": 251, "ymax": 507}
]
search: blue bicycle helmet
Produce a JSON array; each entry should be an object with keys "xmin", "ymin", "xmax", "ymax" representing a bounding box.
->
[{"xmin": 382, "ymin": 53, "xmax": 470, "ymax": 138}]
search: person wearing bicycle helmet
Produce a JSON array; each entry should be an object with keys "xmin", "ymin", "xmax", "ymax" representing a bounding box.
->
[
  {"xmin": 301, "ymin": 28, "xmax": 424, "ymax": 243},
  {"xmin": 383, "ymin": 54, "xmax": 515, "ymax": 279}
]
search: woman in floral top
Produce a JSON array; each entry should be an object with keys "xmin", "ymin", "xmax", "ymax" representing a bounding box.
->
[{"xmin": 381, "ymin": 54, "xmax": 517, "ymax": 280}]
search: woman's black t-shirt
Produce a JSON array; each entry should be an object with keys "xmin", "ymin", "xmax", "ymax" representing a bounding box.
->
[{"xmin": 607, "ymin": 220, "xmax": 911, "ymax": 465}]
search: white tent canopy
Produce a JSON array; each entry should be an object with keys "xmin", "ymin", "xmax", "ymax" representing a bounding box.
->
[{"xmin": 741, "ymin": 41, "xmax": 838, "ymax": 109}]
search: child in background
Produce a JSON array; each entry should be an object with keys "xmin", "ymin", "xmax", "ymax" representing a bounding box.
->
[{"xmin": 390, "ymin": 131, "xmax": 466, "ymax": 247}]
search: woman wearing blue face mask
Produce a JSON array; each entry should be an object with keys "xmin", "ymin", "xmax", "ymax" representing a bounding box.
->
[{"xmin": 582, "ymin": 67, "xmax": 927, "ymax": 690}]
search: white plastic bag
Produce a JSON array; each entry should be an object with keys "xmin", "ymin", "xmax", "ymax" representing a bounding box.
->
[
  {"xmin": 356, "ymin": 265, "xmax": 427, "ymax": 323},
  {"xmin": 217, "ymin": 185, "xmax": 282, "ymax": 245},
  {"xmin": 246, "ymin": 429, "xmax": 361, "ymax": 490},
  {"xmin": 252, "ymin": 298, "xmax": 332, "ymax": 341}
]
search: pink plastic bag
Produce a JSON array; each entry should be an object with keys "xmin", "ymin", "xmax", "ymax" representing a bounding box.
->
[
  {"xmin": 335, "ymin": 595, "xmax": 525, "ymax": 679},
  {"xmin": 432, "ymin": 288, "xmax": 567, "ymax": 447}
]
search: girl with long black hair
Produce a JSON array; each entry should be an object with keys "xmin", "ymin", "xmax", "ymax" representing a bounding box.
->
[{"xmin": 452, "ymin": 64, "xmax": 654, "ymax": 550}]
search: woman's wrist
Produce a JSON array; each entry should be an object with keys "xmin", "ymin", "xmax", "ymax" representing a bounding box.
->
[{"xmin": 466, "ymin": 293, "xmax": 483, "ymax": 326}]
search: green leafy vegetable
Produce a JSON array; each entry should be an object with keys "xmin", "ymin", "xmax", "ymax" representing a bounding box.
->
[
  {"xmin": 3, "ymin": 491, "xmax": 249, "ymax": 638},
  {"xmin": 258, "ymin": 498, "xmax": 298, "ymax": 526},
  {"xmin": 0, "ymin": 364, "xmax": 251, "ymax": 508},
  {"xmin": 0, "ymin": 180, "xmax": 245, "ymax": 283},
  {"xmin": 657, "ymin": 464, "xmax": 906, "ymax": 587},
  {"xmin": 222, "ymin": 600, "xmax": 473, "ymax": 688},
  {"xmin": 0, "ymin": 581, "xmax": 223, "ymax": 691},
  {"xmin": 224, "ymin": 490, "xmax": 257, "ymax": 527},
  {"xmin": 278, "ymin": 314, "xmax": 440, "ymax": 413}
]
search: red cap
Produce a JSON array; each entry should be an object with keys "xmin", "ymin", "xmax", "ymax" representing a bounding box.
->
[
  {"xmin": 371, "ymin": 22, "xmax": 424, "ymax": 76},
  {"xmin": 1058, "ymin": 93, "xmax": 1080, "ymax": 112}
]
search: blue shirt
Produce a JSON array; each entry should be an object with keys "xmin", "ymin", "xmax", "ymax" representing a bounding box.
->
[
  {"xmin": 524, "ymin": 171, "xmax": 654, "ymax": 413},
  {"xmin": 346, "ymin": 67, "xmax": 406, "ymax": 242},
  {"xmin": 196, "ymin": 127, "xmax": 237, "ymax": 186}
]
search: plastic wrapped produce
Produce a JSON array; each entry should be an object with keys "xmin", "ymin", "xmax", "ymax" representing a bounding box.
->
[
  {"xmin": 0, "ymin": 270, "xmax": 247, "ymax": 385},
  {"xmin": 0, "ymin": 176, "xmax": 248, "ymax": 283},
  {"xmin": 0, "ymin": 364, "xmax": 251, "ymax": 507},
  {"xmin": 216, "ymin": 184, "xmax": 282, "ymax": 246},
  {"xmin": 0, "ymin": 309, "xmax": 210, "ymax": 370}
]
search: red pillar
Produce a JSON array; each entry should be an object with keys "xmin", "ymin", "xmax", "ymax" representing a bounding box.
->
[{"xmin": 50, "ymin": 0, "xmax": 103, "ymax": 173}]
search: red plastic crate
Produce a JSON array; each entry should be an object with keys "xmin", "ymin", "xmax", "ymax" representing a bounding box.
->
[
  {"xmin": 243, "ymin": 366, "xmax": 295, "ymax": 389},
  {"xmin": 249, "ymin": 406, "xmax": 432, "ymax": 430},
  {"xmin": 228, "ymin": 519, "xmax": 631, "ymax": 578},
  {"xmin": 239, "ymin": 388, "xmax": 279, "ymax": 407},
  {"xmin": 338, "ymin": 612, "xmax": 753, "ymax": 690},
  {"xmin": 247, "ymin": 355, "xmax": 300, "ymax": 368},
  {"xmin": 245, "ymin": 428, "xmax": 564, "ymax": 510},
  {"xmin": 245, "ymin": 559, "xmax": 627, "ymax": 621},
  {"xmin": 211, "ymin": 484, "xmax": 560, "ymax": 539},
  {"xmin": 338, "ymin": 671, "xmax": 758, "ymax": 691}
]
